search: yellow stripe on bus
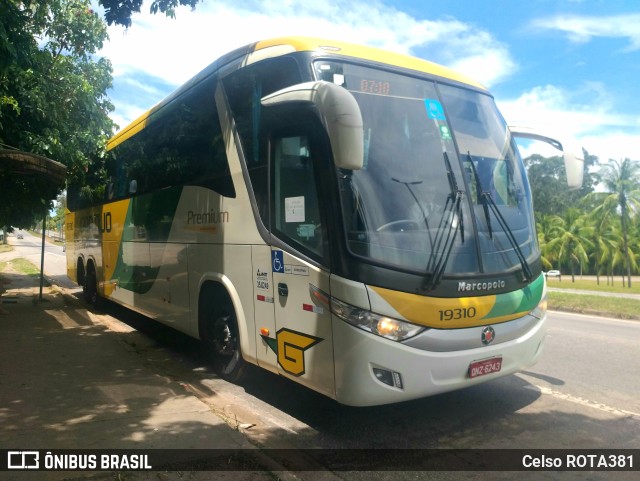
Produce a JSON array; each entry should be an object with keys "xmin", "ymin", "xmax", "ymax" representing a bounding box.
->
[
  {"xmin": 102, "ymin": 198, "xmax": 130, "ymax": 297},
  {"xmin": 370, "ymin": 285, "xmax": 526, "ymax": 329},
  {"xmin": 255, "ymin": 37, "xmax": 487, "ymax": 90}
]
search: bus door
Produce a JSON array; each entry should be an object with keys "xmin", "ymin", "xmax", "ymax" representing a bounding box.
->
[{"xmin": 269, "ymin": 133, "xmax": 335, "ymax": 399}]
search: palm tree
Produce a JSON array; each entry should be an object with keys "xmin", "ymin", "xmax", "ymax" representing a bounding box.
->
[
  {"xmin": 588, "ymin": 158, "xmax": 640, "ymax": 287},
  {"xmin": 585, "ymin": 208, "xmax": 621, "ymax": 285},
  {"xmin": 610, "ymin": 214, "xmax": 639, "ymax": 283},
  {"xmin": 546, "ymin": 210, "xmax": 593, "ymax": 282},
  {"xmin": 536, "ymin": 214, "xmax": 565, "ymax": 271},
  {"xmin": 611, "ymin": 232, "xmax": 638, "ymax": 285},
  {"xmin": 597, "ymin": 220, "xmax": 623, "ymax": 285}
]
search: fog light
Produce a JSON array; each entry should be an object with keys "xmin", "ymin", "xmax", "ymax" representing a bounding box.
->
[{"xmin": 372, "ymin": 367, "xmax": 403, "ymax": 389}]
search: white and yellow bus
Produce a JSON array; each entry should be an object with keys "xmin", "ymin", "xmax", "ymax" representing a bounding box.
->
[{"xmin": 66, "ymin": 37, "xmax": 583, "ymax": 406}]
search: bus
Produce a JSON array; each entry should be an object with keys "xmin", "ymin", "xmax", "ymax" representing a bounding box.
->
[{"xmin": 65, "ymin": 37, "xmax": 583, "ymax": 406}]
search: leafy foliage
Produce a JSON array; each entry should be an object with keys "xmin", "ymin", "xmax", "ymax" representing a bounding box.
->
[
  {"xmin": 530, "ymin": 154, "xmax": 640, "ymax": 284},
  {"xmin": 99, "ymin": 0, "xmax": 200, "ymax": 27},
  {"xmin": 587, "ymin": 159, "xmax": 640, "ymax": 286},
  {"xmin": 0, "ymin": 0, "xmax": 115, "ymax": 228},
  {"xmin": 524, "ymin": 149, "xmax": 599, "ymax": 217}
]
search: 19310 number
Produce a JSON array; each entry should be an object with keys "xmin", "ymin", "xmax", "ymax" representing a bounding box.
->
[{"xmin": 439, "ymin": 307, "xmax": 477, "ymax": 321}]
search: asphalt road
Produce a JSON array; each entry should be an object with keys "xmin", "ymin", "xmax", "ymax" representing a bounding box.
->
[
  {"xmin": 83, "ymin": 305, "xmax": 640, "ymax": 480},
  {"xmin": 4, "ymin": 232, "xmax": 639, "ymax": 479},
  {"xmin": 7, "ymin": 229, "xmax": 75, "ymax": 288},
  {"xmin": 525, "ymin": 311, "xmax": 640, "ymax": 416}
]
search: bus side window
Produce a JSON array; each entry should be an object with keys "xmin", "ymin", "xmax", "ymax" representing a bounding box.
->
[
  {"xmin": 271, "ymin": 135, "xmax": 325, "ymax": 259},
  {"xmin": 107, "ymin": 75, "xmax": 233, "ymax": 200},
  {"xmin": 223, "ymin": 58, "xmax": 302, "ymax": 227}
]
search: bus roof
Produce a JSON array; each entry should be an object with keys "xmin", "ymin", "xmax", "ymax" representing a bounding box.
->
[
  {"xmin": 108, "ymin": 36, "xmax": 487, "ymax": 150},
  {"xmin": 256, "ymin": 37, "xmax": 486, "ymax": 90}
]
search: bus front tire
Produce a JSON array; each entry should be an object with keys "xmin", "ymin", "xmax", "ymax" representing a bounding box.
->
[{"xmin": 201, "ymin": 294, "xmax": 247, "ymax": 383}]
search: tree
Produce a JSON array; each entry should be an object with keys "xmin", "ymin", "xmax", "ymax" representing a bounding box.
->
[
  {"xmin": 0, "ymin": 0, "xmax": 115, "ymax": 227},
  {"xmin": 545, "ymin": 209, "xmax": 593, "ymax": 282},
  {"xmin": 99, "ymin": 0, "xmax": 200, "ymax": 27},
  {"xmin": 49, "ymin": 191, "xmax": 66, "ymax": 231},
  {"xmin": 525, "ymin": 150, "xmax": 598, "ymax": 218},
  {"xmin": 585, "ymin": 212, "xmax": 621, "ymax": 285},
  {"xmin": 586, "ymin": 158, "xmax": 640, "ymax": 287},
  {"xmin": 536, "ymin": 214, "xmax": 565, "ymax": 270},
  {"xmin": 612, "ymin": 229, "xmax": 638, "ymax": 284}
]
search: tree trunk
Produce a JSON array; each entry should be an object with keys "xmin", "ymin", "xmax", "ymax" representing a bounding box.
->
[{"xmin": 620, "ymin": 199, "xmax": 632, "ymax": 288}]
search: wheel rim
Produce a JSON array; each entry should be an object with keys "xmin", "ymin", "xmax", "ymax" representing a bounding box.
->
[
  {"xmin": 212, "ymin": 315, "xmax": 238, "ymax": 360},
  {"xmin": 222, "ymin": 350, "xmax": 241, "ymax": 376}
]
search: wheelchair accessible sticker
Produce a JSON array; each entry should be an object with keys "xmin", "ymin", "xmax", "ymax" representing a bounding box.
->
[
  {"xmin": 272, "ymin": 250, "xmax": 285, "ymax": 273},
  {"xmin": 425, "ymin": 99, "xmax": 446, "ymax": 120}
]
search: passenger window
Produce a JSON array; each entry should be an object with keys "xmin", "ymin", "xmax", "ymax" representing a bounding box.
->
[
  {"xmin": 271, "ymin": 135, "xmax": 325, "ymax": 259},
  {"xmin": 106, "ymin": 75, "xmax": 234, "ymax": 200},
  {"xmin": 223, "ymin": 58, "xmax": 302, "ymax": 225}
]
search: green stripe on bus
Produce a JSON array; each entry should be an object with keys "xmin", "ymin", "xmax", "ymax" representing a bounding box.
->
[{"xmin": 484, "ymin": 274, "xmax": 544, "ymax": 320}]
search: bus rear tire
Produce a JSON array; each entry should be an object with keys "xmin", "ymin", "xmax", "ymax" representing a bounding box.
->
[
  {"xmin": 200, "ymin": 287, "xmax": 247, "ymax": 383},
  {"xmin": 83, "ymin": 264, "xmax": 100, "ymax": 308}
]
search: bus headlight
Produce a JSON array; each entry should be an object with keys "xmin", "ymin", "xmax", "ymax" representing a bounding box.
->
[
  {"xmin": 529, "ymin": 294, "xmax": 548, "ymax": 320},
  {"xmin": 331, "ymin": 298, "xmax": 425, "ymax": 341}
]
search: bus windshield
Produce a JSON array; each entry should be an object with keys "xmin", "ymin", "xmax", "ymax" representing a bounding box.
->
[{"xmin": 314, "ymin": 61, "xmax": 538, "ymax": 277}]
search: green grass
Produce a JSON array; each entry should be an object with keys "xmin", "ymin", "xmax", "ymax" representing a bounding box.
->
[
  {"xmin": 1, "ymin": 258, "xmax": 48, "ymax": 289},
  {"xmin": 545, "ymin": 277, "xmax": 640, "ymax": 295},
  {"xmin": 1, "ymin": 258, "xmax": 41, "ymax": 277},
  {"xmin": 548, "ymin": 291, "xmax": 640, "ymax": 320},
  {"xmin": 0, "ymin": 244, "xmax": 13, "ymax": 254},
  {"xmin": 546, "ymin": 277, "xmax": 640, "ymax": 320},
  {"xmin": 12, "ymin": 258, "xmax": 41, "ymax": 276}
]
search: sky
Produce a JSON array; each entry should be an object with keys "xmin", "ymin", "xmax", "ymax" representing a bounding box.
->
[{"xmin": 93, "ymin": 0, "xmax": 640, "ymax": 164}]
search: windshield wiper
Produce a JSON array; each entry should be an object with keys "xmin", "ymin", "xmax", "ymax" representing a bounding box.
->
[
  {"xmin": 466, "ymin": 152, "xmax": 532, "ymax": 282},
  {"xmin": 425, "ymin": 151, "xmax": 464, "ymax": 291}
]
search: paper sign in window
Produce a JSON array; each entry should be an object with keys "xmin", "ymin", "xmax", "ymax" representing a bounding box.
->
[{"xmin": 285, "ymin": 196, "xmax": 305, "ymax": 223}]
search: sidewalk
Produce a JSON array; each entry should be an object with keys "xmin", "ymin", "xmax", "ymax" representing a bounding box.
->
[{"xmin": 0, "ymin": 253, "xmax": 284, "ymax": 481}]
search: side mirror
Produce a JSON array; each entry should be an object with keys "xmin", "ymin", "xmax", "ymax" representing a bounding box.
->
[
  {"xmin": 509, "ymin": 125, "xmax": 584, "ymax": 190},
  {"xmin": 261, "ymin": 81, "xmax": 364, "ymax": 170}
]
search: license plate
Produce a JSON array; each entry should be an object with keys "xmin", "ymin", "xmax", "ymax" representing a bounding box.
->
[{"xmin": 468, "ymin": 356, "xmax": 502, "ymax": 379}]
